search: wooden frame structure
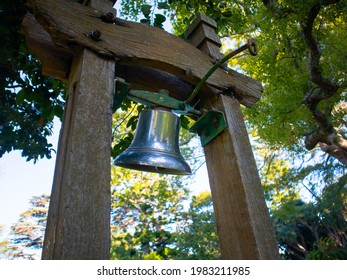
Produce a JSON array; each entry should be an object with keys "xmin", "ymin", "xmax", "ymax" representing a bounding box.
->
[{"xmin": 22, "ymin": 0, "xmax": 279, "ymax": 259}]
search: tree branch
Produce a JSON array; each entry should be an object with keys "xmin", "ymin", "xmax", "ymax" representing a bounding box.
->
[
  {"xmin": 301, "ymin": 3, "xmax": 339, "ymax": 97},
  {"xmin": 319, "ymin": 143, "xmax": 347, "ymax": 166},
  {"xmin": 298, "ymin": 1, "xmax": 347, "ymax": 165}
]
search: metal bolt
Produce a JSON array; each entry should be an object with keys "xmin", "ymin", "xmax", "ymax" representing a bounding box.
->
[
  {"xmin": 107, "ymin": 12, "xmax": 116, "ymax": 20},
  {"xmin": 90, "ymin": 29, "xmax": 102, "ymax": 40},
  {"xmin": 101, "ymin": 12, "xmax": 116, "ymax": 23}
]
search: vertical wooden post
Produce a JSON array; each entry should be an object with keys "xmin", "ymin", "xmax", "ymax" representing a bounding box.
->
[
  {"xmin": 42, "ymin": 0, "xmax": 115, "ymax": 259},
  {"xmin": 186, "ymin": 15, "xmax": 279, "ymax": 259}
]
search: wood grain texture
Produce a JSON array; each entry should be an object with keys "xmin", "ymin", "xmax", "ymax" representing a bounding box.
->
[
  {"xmin": 21, "ymin": 13, "xmax": 72, "ymax": 79},
  {"xmin": 25, "ymin": 0, "xmax": 262, "ymax": 107},
  {"xmin": 42, "ymin": 48, "xmax": 114, "ymax": 259},
  {"xmin": 204, "ymin": 95, "xmax": 280, "ymax": 259},
  {"xmin": 185, "ymin": 14, "xmax": 223, "ymax": 61}
]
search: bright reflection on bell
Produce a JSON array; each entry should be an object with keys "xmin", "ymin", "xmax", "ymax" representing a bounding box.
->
[{"xmin": 114, "ymin": 109, "xmax": 192, "ymax": 175}]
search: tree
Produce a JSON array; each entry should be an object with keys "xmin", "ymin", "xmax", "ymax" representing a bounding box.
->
[
  {"xmin": 240, "ymin": 0, "xmax": 347, "ymax": 166},
  {"xmin": 255, "ymin": 145, "xmax": 347, "ymax": 259},
  {"xmin": 4, "ymin": 195, "xmax": 48, "ymax": 259},
  {"xmin": 110, "ymin": 170, "xmax": 190, "ymax": 260},
  {"xmin": 175, "ymin": 191, "xmax": 221, "ymax": 259},
  {"xmin": 272, "ymin": 185, "xmax": 347, "ymax": 260}
]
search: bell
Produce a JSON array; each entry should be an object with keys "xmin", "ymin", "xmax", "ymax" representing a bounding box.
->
[{"xmin": 114, "ymin": 108, "xmax": 192, "ymax": 175}]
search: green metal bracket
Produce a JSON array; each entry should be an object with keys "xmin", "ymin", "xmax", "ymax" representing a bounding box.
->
[
  {"xmin": 113, "ymin": 79, "xmax": 202, "ymax": 116},
  {"xmin": 189, "ymin": 110, "xmax": 227, "ymax": 146}
]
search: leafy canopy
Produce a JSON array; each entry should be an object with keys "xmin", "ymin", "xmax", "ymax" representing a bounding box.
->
[{"xmin": 0, "ymin": 0, "xmax": 66, "ymax": 162}]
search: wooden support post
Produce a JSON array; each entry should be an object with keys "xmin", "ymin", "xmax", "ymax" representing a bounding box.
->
[
  {"xmin": 204, "ymin": 95, "xmax": 279, "ymax": 259},
  {"xmin": 42, "ymin": 0, "xmax": 115, "ymax": 259},
  {"xmin": 186, "ymin": 15, "xmax": 279, "ymax": 259}
]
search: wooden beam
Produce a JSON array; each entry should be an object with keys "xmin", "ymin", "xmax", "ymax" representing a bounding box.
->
[
  {"xmin": 186, "ymin": 15, "xmax": 279, "ymax": 259},
  {"xmin": 25, "ymin": 0, "xmax": 262, "ymax": 108},
  {"xmin": 116, "ymin": 65, "xmax": 194, "ymax": 100},
  {"xmin": 42, "ymin": 0, "xmax": 115, "ymax": 260}
]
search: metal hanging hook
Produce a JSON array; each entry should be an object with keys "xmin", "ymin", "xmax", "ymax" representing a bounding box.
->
[{"xmin": 185, "ymin": 38, "xmax": 258, "ymax": 104}]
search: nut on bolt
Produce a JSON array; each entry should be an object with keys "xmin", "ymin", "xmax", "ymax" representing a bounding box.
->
[
  {"xmin": 101, "ymin": 11, "xmax": 117, "ymax": 23},
  {"xmin": 89, "ymin": 29, "xmax": 102, "ymax": 41}
]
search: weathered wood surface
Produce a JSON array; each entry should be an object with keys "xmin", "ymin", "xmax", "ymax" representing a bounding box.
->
[
  {"xmin": 25, "ymin": 0, "xmax": 262, "ymax": 107},
  {"xmin": 42, "ymin": 48, "xmax": 114, "ymax": 259},
  {"xmin": 185, "ymin": 14, "xmax": 224, "ymax": 61},
  {"xmin": 187, "ymin": 15, "xmax": 280, "ymax": 259},
  {"xmin": 204, "ymin": 96, "xmax": 280, "ymax": 259},
  {"xmin": 21, "ymin": 13, "xmax": 72, "ymax": 79}
]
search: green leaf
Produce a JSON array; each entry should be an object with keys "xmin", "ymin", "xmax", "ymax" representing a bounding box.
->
[
  {"xmin": 53, "ymin": 105, "xmax": 64, "ymax": 120},
  {"xmin": 140, "ymin": 4, "xmax": 152, "ymax": 17},
  {"xmin": 15, "ymin": 89, "xmax": 25, "ymax": 105},
  {"xmin": 154, "ymin": 14, "xmax": 166, "ymax": 24},
  {"xmin": 140, "ymin": 18, "xmax": 150, "ymax": 25},
  {"xmin": 180, "ymin": 115, "xmax": 190, "ymax": 130},
  {"xmin": 126, "ymin": 115, "xmax": 138, "ymax": 131},
  {"xmin": 154, "ymin": 14, "xmax": 166, "ymax": 29}
]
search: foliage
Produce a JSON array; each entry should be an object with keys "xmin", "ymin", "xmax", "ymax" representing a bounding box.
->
[
  {"xmin": 110, "ymin": 161, "xmax": 221, "ymax": 260},
  {"xmin": 238, "ymin": 1, "xmax": 347, "ymax": 157},
  {"xmin": 258, "ymin": 146, "xmax": 347, "ymax": 259},
  {"xmin": 175, "ymin": 191, "xmax": 221, "ymax": 259},
  {"xmin": 272, "ymin": 183, "xmax": 347, "ymax": 260},
  {"xmin": 0, "ymin": 0, "xmax": 66, "ymax": 162},
  {"xmin": 110, "ymin": 169, "xmax": 189, "ymax": 260},
  {"xmin": 139, "ymin": 3, "xmax": 168, "ymax": 28}
]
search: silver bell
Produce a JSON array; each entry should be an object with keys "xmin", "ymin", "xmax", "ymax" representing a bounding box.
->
[{"xmin": 114, "ymin": 109, "xmax": 192, "ymax": 175}]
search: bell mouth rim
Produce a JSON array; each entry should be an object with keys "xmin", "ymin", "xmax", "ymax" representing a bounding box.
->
[
  {"xmin": 120, "ymin": 147, "xmax": 180, "ymax": 156},
  {"xmin": 114, "ymin": 149, "xmax": 192, "ymax": 175}
]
